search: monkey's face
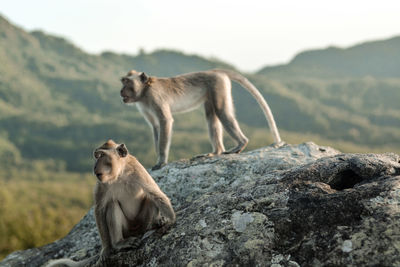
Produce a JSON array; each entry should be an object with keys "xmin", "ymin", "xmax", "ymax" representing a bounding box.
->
[
  {"xmin": 120, "ymin": 72, "xmax": 149, "ymax": 103},
  {"xmin": 93, "ymin": 141, "xmax": 128, "ymax": 183},
  {"xmin": 120, "ymin": 77, "xmax": 137, "ymax": 103}
]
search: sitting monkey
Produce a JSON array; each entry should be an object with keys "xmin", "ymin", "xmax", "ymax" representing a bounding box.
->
[
  {"xmin": 47, "ymin": 140, "xmax": 175, "ymax": 266},
  {"xmin": 120, "ymin": 69, "xmax": 283, "ymax": 170}
]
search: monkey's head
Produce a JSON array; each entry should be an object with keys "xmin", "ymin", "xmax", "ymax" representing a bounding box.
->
[
  {"xmin": 93, "ymin": 140, "xmax": 129, "ymax": 183},
  {"xmin": 120, "ymin": 70, "xmax": 150, "ymax": 103}
]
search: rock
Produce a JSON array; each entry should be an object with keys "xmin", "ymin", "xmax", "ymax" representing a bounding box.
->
[
  {"xmin": 2, "ymin": 142, "xmax": 400, "ymax": 266},
  {"xmin": 231, "ymin": 211, "xmax": 255, "ymax": 232}
]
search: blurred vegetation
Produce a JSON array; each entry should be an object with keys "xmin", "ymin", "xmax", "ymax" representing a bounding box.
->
[
  {"xmin": 0, "ymin": 14, "xmax": 399, "ymax": 259},
  {"xmin": 0, "ymin": 157, "xmax": 95, "ymax": 259}
]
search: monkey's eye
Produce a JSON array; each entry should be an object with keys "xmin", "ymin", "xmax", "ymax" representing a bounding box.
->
[
  {"xmin": 94, "ymin": 151, "xmax": 104, "ymax": 159},
  {"xmin": 121, "ymin": 77, "xmax": 131, "ymax": 85}
]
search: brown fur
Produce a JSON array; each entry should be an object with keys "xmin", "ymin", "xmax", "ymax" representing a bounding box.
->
[{"xmin": 47, "ymin": 140, "xmax": 175, "ymax": 267}]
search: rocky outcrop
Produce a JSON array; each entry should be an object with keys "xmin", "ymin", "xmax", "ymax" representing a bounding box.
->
[{"xmin": 2, "ymin": 142, "xmax": 400, "ymax": 266}]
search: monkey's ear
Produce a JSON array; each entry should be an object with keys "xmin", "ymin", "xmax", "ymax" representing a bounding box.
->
[
  {"xmin": 140, "ymin": 72, "xmax": 148, "ymax": 83},
  {"xmin": 117, "ymin": 144, "xmax": 128, "ymax": 157}
]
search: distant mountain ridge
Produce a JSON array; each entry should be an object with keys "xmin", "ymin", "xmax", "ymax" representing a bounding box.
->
[
  {"xmin": 0, "ymin": 14, "xmax": 399, "ymax": 172},
  {"xmin": 0, "ymin": 14, "xmax": 237, "ymax": 171},
  {"xmin": 258, "ymin": 36, "xmax": 400, "ymax": 78}
]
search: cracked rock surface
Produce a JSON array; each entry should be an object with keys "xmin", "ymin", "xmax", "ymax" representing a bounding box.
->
[{"xmin": 2, "ymin": 142, "xmax": 400, "ymax": 266}]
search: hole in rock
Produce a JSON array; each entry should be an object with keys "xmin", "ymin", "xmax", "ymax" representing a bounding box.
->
[{"xmin": 329, "ymin": 170, "xmax": 363, "ymax": 190}]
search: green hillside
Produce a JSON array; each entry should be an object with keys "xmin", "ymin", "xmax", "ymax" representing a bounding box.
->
[
  {"xmin": 253, "ymin": 36, "xmax": 400, "ymax": 152},
  {"xmin": 1, "ymin": 14, "xmax": 399, "ymax": 173},
  {"xmin": 0, "ymin": 14, "xmax": 236, "ymax": 172},
  {"xmin": 241, "ymin": 75, "xmax": 400, "ymax": 151},
  {"xmin": 0, "ymin": 14, "xmax": 399, "ymax": 258},
  {"xmin": 258, "ymin": 36, "xmax": 400, "ymax": 78}
]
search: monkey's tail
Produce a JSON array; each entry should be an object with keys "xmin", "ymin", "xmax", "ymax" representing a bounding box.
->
[
  {"xmin": 213, "ymin": 69, "xmax": 282, "ymax": 145},
  {"xmin": 46, "ymin": 254, "xmax": 98, "ymax": 267}
]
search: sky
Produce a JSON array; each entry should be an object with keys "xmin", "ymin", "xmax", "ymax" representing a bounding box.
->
[{"xmin": 1, "ymin": 0, "xmax": 400, "ymax": 72}]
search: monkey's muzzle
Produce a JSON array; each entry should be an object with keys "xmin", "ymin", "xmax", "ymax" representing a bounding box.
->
[{"xmin": 95, "ymin": 171, "xmax": 103, "ymax": 181}]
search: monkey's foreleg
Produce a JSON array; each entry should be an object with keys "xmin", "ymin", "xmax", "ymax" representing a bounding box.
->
[
  {"xmin": 95, "ymin": 208, "xmax": 112, "ymax": 265},
  {"xmin": 152, "ymin": 116, "xmax": 173, "ymax": 170},
  {"xmin": 95, "ymin": 205, "xmax": 112, "ymax": 255},
  {"xmin": 152, "ymin": 125, "xmax": 160, "ymax": 154},
  {"xmin": 96, "ymin": 202, "xmax": 126, "ymax": 264},
  {"xmin": 141, "ymin": 110, "xmax": 160, "ymax": 155}
]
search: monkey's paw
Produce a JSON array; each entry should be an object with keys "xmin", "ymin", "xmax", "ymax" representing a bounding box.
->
[
  {"xmin": 151, "ymin": 162, "xmax": 166, "ymax": 170},
  {"xmin": 96, "ymin": 247, "xmax": 111, "ymax": 266},
  {"xmin": 154, "ymin": 216, "xmax": 168, "ymax": 228},
  {"xmin": 223, "ymin": 146, "xmax": 245, "ymax": 154},
  {"xmin": 154, "ymin": 221, "xmax": 172, "ymax": 236},
  {"xmin": 192, "ymin": 153, "xmax": 218, "ymax": 159},
  {"xmin": 272, "ymin": 141, "xmax": 286, "ymax": 148},
  {"xmin": 115, "ymin": 237, "xmax": 141, "ymax": 251}
]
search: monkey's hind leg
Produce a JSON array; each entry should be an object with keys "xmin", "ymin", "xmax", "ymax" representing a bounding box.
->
[
  {"xmin": 214, "ymin": 101, "xmax": 248, "ymax": 154},
  {"xmin": 204, "ymin": 100, "xmax": 225, "ymax": 156},
  {"xmin": 192, "ymin": 101, "xmax": 226, "ymax": 160},
  {"xmin": 221, "ymin": 121, "xmax": 249, "ymax": 154}
]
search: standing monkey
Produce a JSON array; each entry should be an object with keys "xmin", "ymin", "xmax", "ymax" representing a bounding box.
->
[
  {"xmin": 47, "ymin": 140, "xmax": 175, "ymax": 266},
  {"xmin": 120, "ymin": 69, "xmax": 283, "ymax": 170}
]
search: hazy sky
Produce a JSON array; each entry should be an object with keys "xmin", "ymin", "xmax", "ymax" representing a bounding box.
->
[{"xmin": 1, "ymin": 0, "xmax": 399, "ymax": 71}]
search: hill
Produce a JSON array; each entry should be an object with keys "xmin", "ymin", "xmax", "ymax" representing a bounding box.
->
[
  {"xmin": 258, "ymin": 36, "xmax": 400, "ymax": 78},
  {"xmin": 1, "ymin": 14, "xmax": 399, "ymax": 173},
  {"xmin": 252, "ymin": 36, "xmax": 400, "ymax": 153},
  {"xmin": 0, "ymin": 14, "xmax": 235, "ymax": 172}
]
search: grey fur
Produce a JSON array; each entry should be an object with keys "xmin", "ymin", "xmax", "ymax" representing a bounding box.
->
[{"xmin": 120, "ymin": 69, "xmax": 283, "ymax": 170}]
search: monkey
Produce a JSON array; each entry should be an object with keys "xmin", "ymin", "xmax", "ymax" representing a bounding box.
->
[
  {"xmin": 46, "ymin": 140, "xmax": 175, "ymax": 267},
  {"xmin": 120, "ymin": 68, "xmax": 283, "ymax": 170}
]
